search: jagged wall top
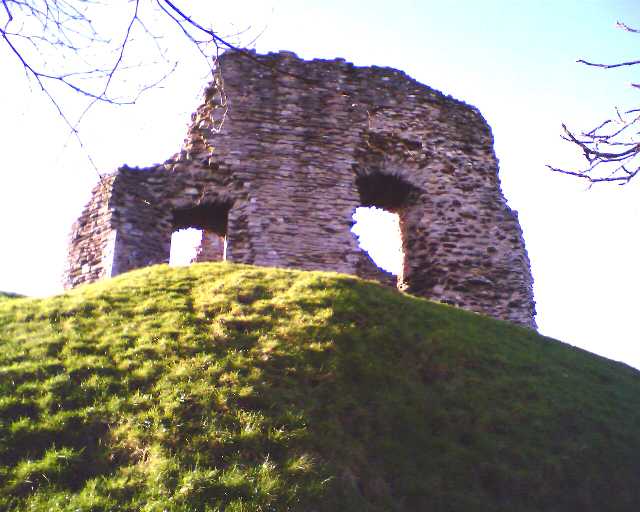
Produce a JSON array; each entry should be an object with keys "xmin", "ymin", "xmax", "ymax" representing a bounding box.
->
[{"xmin": 65, "ymin": 50, "xmax": 536, "ymax": 327}]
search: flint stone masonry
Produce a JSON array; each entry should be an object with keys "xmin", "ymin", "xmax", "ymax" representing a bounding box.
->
[
  {"xmin": 192, "ymin": 231, "xmax": 225, "ymax": 263},
  {"xmin": 65, "ymin": 50, "xmax": 536, "ymax": 328}
]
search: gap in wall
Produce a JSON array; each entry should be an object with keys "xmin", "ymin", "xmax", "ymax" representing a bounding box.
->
[
  {"xmin": 351, "ymin": 206, "xmax": 402, "ymax": 275},
  {"xmin": 169, "ymin": 228, "xmax": 203, "ymax": 266}
]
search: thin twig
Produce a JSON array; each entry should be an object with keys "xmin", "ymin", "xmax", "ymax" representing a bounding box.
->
[
  {"xmin": 158, "ymin": 0, "xmax": 319, "ymax": 84},
  {"xmin": 576, "ymin": 58, "xmax": 640, "ymax": 69}
]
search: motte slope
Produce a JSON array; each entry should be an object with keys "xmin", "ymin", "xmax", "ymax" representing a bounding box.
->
[{"xmin": 1, "ymin": 263, "xmax": 639, "ymax": 511}]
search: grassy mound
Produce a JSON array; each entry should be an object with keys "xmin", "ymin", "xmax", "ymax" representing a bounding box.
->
[
  {"xmin": 0, "ymin": 291, "xmax": 23, "ymax": 301},
  {"xmin": 1, "ymin": 263, "xmax": 640, "ymax": 511}
]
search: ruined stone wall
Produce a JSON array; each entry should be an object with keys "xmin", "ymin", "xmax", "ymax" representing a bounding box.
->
[
  {"xmin": 64, "ymin": 177, "xmax": 117, "ymax": 288},
  {"xmin": 65, "ymin": 50, "xmax": 536, "ymax": 328}
]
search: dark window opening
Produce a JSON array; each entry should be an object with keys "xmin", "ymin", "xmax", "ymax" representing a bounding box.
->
[
  {"xmin": 172, "ymin": 201, "xmax": 232, "ymax": 235},
  {"xmin": 355, "ymin": 171, "xmax": 418, "ymax": 212}
]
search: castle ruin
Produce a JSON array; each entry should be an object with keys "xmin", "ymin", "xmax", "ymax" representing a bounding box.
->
[{"xmin": 64, "ymin": 50, "xmax": 536, "ymax": 328}]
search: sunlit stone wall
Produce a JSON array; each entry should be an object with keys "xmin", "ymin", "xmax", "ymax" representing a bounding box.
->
[{"xmin": 65, "ymin": 50, "xmax": 536, "ymax": 328}]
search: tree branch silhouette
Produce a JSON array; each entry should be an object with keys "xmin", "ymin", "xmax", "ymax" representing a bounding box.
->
[
  {"xmin": 0, "ymin": 0, "xmax": 251, "ymax": 175},
  {"xmin": 550, "ymin": 21, "xmax": 640, "ymax": 185}
]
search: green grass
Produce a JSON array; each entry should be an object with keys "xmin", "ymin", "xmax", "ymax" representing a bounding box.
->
[
  {"xmin": 1, "ymin": 262, "xmax": 640, "ymax": 511},
  {"xmin": 0, "ymin": 291, "xmax": 23, "ymax": 301}
]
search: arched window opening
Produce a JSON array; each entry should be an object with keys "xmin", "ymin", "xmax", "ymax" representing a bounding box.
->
[
  {"xmin": 351, "ymin": 206, "xmax": 402, "ymax": 275},
  {"xmin": 353, "ymin": 171, "xmax": 419, "ymax": 283},
  {"xmin": 170, "ymin": 201, "xmax": 231, "ymax": 266}
]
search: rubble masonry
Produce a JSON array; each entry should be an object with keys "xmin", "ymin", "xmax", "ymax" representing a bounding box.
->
[{"xmin": 64, "ymin": 50, "xmax": 536, "ymax": 328}]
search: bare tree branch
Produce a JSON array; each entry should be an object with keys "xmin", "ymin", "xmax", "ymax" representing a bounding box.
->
[
  {"xmin": 576, "ymin": 58, "xmax": 640, "ymax": 69},
  {"xmin": 551, "ymin": 21, "xmax": 640, "ymax": 185},
  {"xmin": 157, "ymin": 0, "xmax": 317, "ymax": 83},
  {"xmin": 1, "ymin": 0, "xmax": 324, "ymax": 182},
  {"xmin": 0, "ymin": 1, "xmax": 218, "ymax": 178},
  {"xmin": 616, "ymin": 21, "xmax": 640, "ymax": 33},
  {"xmin": 2, "ymin": 0, "xmax": 13, "ymax": 31},
  {"xmin": 546, "ymin": 165, "xmax": 639, "ymax": 184}
]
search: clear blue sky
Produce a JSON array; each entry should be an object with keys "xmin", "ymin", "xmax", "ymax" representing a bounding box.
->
[{"xmin": 1, "ymin": 1, "xmax": 638, "ymax": 366}]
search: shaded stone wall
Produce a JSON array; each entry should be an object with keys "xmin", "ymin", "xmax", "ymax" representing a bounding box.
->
[
  {"xmin": 192, "ymin": 231, "xmax": 225, "ymax": 263},
  {"xmin": 65, "ymin": 50, "xmax": 536, "ymax": 328}
]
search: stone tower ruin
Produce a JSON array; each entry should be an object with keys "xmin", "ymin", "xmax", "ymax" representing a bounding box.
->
[{"xmin": 65, "ymin": 50, "xmax": 536, "ymax": 328}]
